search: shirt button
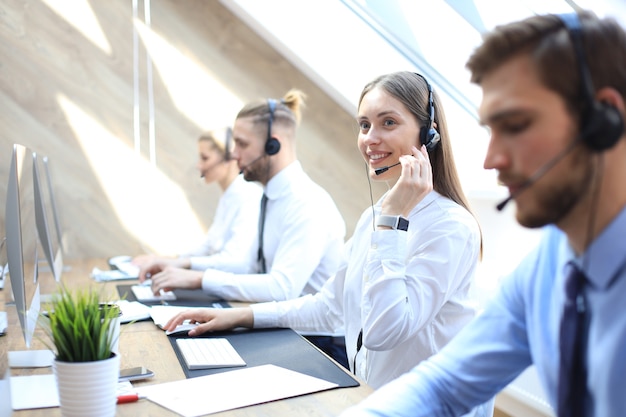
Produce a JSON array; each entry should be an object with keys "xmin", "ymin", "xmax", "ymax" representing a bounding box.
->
[{"xmin": 371, "ymin": 243, "xmax": 378, "ymax": 250}]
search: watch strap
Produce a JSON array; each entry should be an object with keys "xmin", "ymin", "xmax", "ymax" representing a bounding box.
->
[{"xmin": 376, "ymin": 215, "xmax": 409, "ymax": 231}]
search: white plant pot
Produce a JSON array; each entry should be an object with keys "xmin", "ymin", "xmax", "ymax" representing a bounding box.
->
[
  {"xmin": 100, "ymin": 303, "xmax": 122, "ymax": 355},
  {"xmin": 53, "ymin": 353, "xmax": 120, "ymax": 417}
]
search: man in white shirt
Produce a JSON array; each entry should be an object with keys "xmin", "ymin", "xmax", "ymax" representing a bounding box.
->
[{"xmin": 142, "ymin": 89, "xmax": 348, "ymax": 367}]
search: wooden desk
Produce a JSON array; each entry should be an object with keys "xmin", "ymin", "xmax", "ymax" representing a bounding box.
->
[{"xmin": 1, "ymin": 259, "xmax": 373, "ymax": 416}]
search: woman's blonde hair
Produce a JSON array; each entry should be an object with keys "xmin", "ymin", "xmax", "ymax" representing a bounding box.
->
[{"xmin": 198, "ymin": 126, "xmax": 233, "ymax": 160}]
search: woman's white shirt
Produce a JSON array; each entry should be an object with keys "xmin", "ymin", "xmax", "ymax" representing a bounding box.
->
[{"xmin": 252, "ymin": 190, "xmax": 482, "ymax": 389}]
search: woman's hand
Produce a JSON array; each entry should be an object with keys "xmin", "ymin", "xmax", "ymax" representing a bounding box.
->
[
  {"xmin": 381, "ymin": 145, "xmax": 433, "ymax": 217},
  {"xmin": 164, "ymin": 307, "xmax": 254, "ymax": 336}
]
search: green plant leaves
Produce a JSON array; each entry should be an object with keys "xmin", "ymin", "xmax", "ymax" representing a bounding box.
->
[{"xmin": 40, "ymin": 286, "xmax": 119, "ymax": 362}]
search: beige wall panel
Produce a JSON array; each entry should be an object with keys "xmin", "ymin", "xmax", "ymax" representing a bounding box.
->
[{"xmin": 0, "ymin": 0, "xmax": 386, "ymax": 260}]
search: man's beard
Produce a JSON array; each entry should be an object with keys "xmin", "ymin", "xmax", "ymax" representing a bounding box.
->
[
  {"xmin": 242, "ymin": 157, "xmax": 267, "ymax": 183},
  {"xmin": 516, "ymin": 146, "xmax": 593, "ymax": 228}
]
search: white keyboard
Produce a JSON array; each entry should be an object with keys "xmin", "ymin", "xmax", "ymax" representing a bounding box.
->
[
  {"xmin": 176, "ymin": 338, "xmax": 246, "ymax": 370},
  {"xmin": 131, "ymin": 285, "xmax": 176, "ymax": 302}
]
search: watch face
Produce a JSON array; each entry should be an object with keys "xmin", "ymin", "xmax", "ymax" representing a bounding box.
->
[{"xmin": 397, "ymin": 217, "xmax": 409, "ymax": 231}]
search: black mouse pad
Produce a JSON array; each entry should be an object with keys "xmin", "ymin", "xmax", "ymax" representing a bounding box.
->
[
  {"xmin": 117, "ymin": 284, "xmax": 229, "ymax": 308},
  {"xmin": 168, "ymin": 327, "xmax": 359, "ymax": 388}
]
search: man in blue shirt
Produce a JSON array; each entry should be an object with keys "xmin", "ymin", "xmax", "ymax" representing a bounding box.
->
[{"xmin": 340, "ymin": 10, "xmax": 626, "ymax": 417}]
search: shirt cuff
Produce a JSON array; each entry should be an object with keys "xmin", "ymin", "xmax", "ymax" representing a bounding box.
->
[
  {"xmin": 189, "ymin": 256, "xmax": 214, "ymax": 271},
  {"xmin": 250, "ymin": 302, "xmax": 281, "ymax": 328},
  {"xmin": 200, "ymin": 268, "xmax": 225, "ymax": 294}
]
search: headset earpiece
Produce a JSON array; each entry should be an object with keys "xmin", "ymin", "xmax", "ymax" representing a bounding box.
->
[
  {"xmin": 420, "ymin": 127, "xmax": 441, "ymax": 151},
  {"xmin": 414, "ymin": 73, "xmax": 441, "ymax": 151},
  {"xmin": 580, "ymin": 100, "xmax": 624, "ymax": 152},
  {"xmin": 265, "ymin": 137, "xmax": 280, "ymax": 155},
  {"xmin": 265, "ymin": 99, "xmax": 281, "ymax": 156},
  {"xmin": 559, "ymin": 13, "xmax": 624, "ymax": 152}
]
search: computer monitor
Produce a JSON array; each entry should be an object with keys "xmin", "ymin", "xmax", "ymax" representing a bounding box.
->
[
  {"xmin": 0, "ymin": 237, "xmax": 7, "ymax": 289},
  {"xmin": 43, "ymin": 156, "xmax": 64, "ymax": 252},
  {"xmin": 5, "ymin": 144, "xmax": 54, "ymax": 367},
  {"xmin": 33, "ymin": 153, "xmax": 63, "ymax": 282}
]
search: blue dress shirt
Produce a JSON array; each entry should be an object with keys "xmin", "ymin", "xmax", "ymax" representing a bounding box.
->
[{"xmin": 340, "ymin": 205, "xmax": 626, "ymax": 417}]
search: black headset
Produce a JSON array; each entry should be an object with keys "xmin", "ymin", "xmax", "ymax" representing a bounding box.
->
[
  {"xmin": 414, "ymin": 73, "xmax": 441, "ymax": 151},
  {"xmin": 265, "ymin": 99, "xmax": 281, "ymax": 156},
  {"xmin": 223, "ymin": 126, "xmax": 233, "ymax": 161},
  {"xmin": 558, "ymin": 13, "xmax": 624, "ymax": 151}
]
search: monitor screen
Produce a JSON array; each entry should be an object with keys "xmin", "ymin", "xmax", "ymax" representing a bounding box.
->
[
  {"xmin": 33, "ymin": 153, "xmax": 63, "ymax": 282},
  {"xmin": 5, "ymin": 143, "xmax": 41, "ymax": 349},
  {"xmin": 42, "ymin": 156, "xmax": 64, "ymax": 253}
]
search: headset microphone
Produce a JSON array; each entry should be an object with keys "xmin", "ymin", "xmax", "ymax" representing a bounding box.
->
[
  {"xmin": 238, "ymin": 153, "xmax": 265, "ymax": 174},
  {"xmin": 496, "ymin": 137, "xmax": 583, "ymax": 211},
  {"xmin": 374, "ymin": 162, "xmax": 401, "ymax": 176}
]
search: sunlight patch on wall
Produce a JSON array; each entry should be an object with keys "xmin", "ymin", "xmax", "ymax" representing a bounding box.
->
[
  {"xmin": 133, "ymin": 19, "xmax": 243, "ymax": 132},
  {"xmin": 224, "ymin": 0, "xmax": 408, "ymax": 115},
  {"xmin": 56, "ymin": 93, "xmax": 205, "ymax": 254},
  {"xmin": 397, "ymin": 1, "xmax": 482, "ymax": 103},
  {"xmin": 42, "ymin": 0, "xmax": 112, "ymax": 55}
]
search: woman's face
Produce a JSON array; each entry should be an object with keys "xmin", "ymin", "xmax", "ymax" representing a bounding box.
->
[
  {"xmin": 357, "ymin": 86, "xmax": 421, "ymax": 181},
  {"xmin": 197, "ymin": 141, "xmax": 225, "ymax": 184}
]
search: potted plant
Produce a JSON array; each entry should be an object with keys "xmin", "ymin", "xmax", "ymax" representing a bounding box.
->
[{"xmin": 41, "ymin": 286, "xmax": 121, "ymax": 417}]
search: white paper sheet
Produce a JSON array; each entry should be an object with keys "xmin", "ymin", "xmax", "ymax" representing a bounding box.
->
[
  {"xmin": 0, "ymin": 376, "xmax": 12, "ymax": 416},
  {"xmin": 10, "ymin": 376, "xmax": 138, "ymax": 411},
  {"xmin": 10, "ymin": 374, "xmax": 59, "ymax": 410},
  {"xmin": 8, "ymin": 350, "xmax": 55, "ymax": 368},
  {"xmin": 115, "ymin": 300, "xmax": 151, "ymax": 324},
  {"xmin": 135, "ymin": 364, "xmax": 338, "ymax": 417}
]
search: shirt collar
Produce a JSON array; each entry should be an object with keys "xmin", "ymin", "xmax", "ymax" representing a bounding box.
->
[
  {"xmin": 264, "ymin": 160, "xmax": 302, "ymax": 200},
  {"xmin": 577, "ymin": 205, "xmax": 626, "ymax": 290}
]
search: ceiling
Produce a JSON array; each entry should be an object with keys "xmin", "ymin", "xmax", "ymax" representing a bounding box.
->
[{"xmin": 219, "ymin": 0, "xmax": 626, "ymax": 194}]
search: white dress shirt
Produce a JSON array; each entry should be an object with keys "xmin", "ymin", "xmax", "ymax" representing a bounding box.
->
[
  {"xmin": 200, "ymin": 161, "xmax": 346, "ymax": 302},
  {"xmin": 180, "ymin": 175, "xmax": 262, "ymax": 273},
  {"xmin": 252, "ymin": 190, "xmax": 483, "ymax": 390}
]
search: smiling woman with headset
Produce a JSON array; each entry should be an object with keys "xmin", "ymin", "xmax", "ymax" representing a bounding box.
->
[
  {"xmin": 133, "ymin": 127, "xmax": 262, "ymax": 275},
  {"xmin": 163, "ymin": 72, "xmax": 488, "ymax": 409}
]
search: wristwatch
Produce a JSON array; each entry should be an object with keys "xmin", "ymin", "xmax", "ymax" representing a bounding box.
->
[{"xmin": 376, "ymin": 215, "xmax": 409, "ymax": 231}]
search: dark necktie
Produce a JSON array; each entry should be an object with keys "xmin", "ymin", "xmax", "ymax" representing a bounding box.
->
[
  {"xmin": 557, "ymin": 262, "xmax": 588, "ymax": 417},
  {"xmin": 257, "ymin": 194, "xmax": 268, "ymax": 273}
]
